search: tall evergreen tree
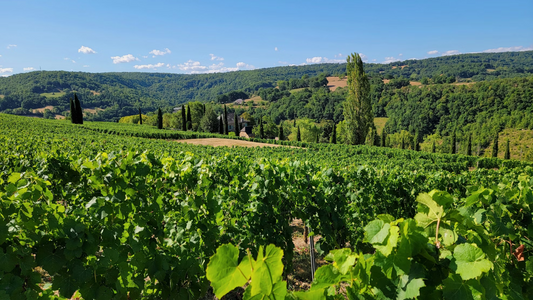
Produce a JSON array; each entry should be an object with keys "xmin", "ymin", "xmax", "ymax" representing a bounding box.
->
[
  {"xmin": 451, "ymin": 131, "xmax": 456, "ymax": 154},
  {"xmin": 466, "ymin": 134, "xmax": 472, "ymax": 156},
  {"xmin": 74, "ymin": 93, "xmax": 83, "ymax": 124},
  {"xmin": 297, "ymin": 126, "xmax": 301, "ymax": 142},
  {"xmin": 218, "ymin": 116, "xmax": 223, "ymax": 134},
  {"xmin": 234, "ymin": 113, "xmax": 240, "ymax": 136},
  {"xmin": 70, "ymin": 98, "xmax": 76, "ymax": 124},
  {"xmin": 157, "ymin": 108, "xmax": 163, "ymax": 129},
  {"xmin": 381, "ymin": 130, "xmax": 387, "ymax": 147},
  {"xmin": 186, "ymin": 105, "xmax": 192, "ymax": 130},
  {"xmin": 138, "ymin": 108, "xmax": 143, "ymax": 125},
  {"xmin": 432, "ymin": 140, "xmax": 436, "ymax": 153},
  {"xmin": 504, "ymin": 139, "xmax": 510, "ymax": 159},
  {"xmin": 293, "ymin": 119, "xmax": 296, "ymax": 127},
  {"xmin": 316, "ymin": 132, "xmax": 319, "ymax": 143},
  {"xmin": 343, "ymin": 53, "xmax": 373, "ymax": 145},
  {"xmin": 492, "ymin": 133, "xmax": 499, "ymax": 158},
  {"xmin": 278, "ymin": 125, "xmax": 284, "ymax": 140},
  {"xmin": 330, "ymin": 125, "xmax": 337, "ymax": 144},
  {"xmin": 223, "ymin": 105, "xmax": 228, "ymax": 135},
  {"xmin": 401, "ymin": 137, "xmax": 405, "ymax": 149},
  {"xmin": 181, "ymin": 105, "xmax": 186, "ymax": 131},
  {"xmin": 260, "ymin": 120, "xmax": 264, "ymax": 139},
  {"xmin": 414, "ymin": 130, "xmax": 420, "ymax": 151}
]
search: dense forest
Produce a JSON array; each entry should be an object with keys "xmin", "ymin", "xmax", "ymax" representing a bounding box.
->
[{"xmin": 0, "ymin": 51, "xmax": 532, "ymax": 121}]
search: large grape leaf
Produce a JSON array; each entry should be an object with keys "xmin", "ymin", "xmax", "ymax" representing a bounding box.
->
[
  {"xmin": 397, "ymin": 275, "xmax": 425, "ymax": 300},
  {"xmin": 414, "ymin": 193, "xmax": 444, "ymax": 229},
  {"xmin": 250, "ymin": 244, "xmax": 285, "ymax": 297},
  {"xmin": 206, "ymin": 244, "xmax": 253, "ymax": 298},
  {"xmin": 449, "ymin": 243, "xmax": 492, "ymax": 280},
  {"xmin": 442, "ymin": 274, "xmax": 484, "ymax": 300},
  {"xmin": 364, "ymin": 220, "xmax": 390, "ymax": 245}
]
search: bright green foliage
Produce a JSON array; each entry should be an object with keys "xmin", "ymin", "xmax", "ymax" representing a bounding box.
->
[
  {"xmin": 329, "ymin": 124, "xmax": 335, "ymax": 144},
  {"xmin": 1, "ymin": 115, "xmax": 533, "ymax": 299},
  {"xmin": 207, "ymin": 244, "xmax": 286, "ymax": 300}
]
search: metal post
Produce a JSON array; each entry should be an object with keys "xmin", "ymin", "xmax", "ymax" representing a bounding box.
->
[{"xmin": 308, "ymin": 226, "xmax": 316, "ymax": 281}]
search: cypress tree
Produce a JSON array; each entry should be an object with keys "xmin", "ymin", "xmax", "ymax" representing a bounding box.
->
[
  {"xmin": 297, "ymin": 126, "xmax": 301, "ymax": 142},
  {"xmin": 414, "ymin": 130, "xmax": 420, "ymax": 151},
  {"xmin": 316, "ymin": 132, "xmax": 319, "ymax": 143},
  {"xmin": 504, "ymin": 139, "xmax": 510, "ymax": 160},
  {"xmin": 218, "ymin": 116, "xmax": 223, "ymax": 134},
  {"xmin": 186, "ymin": 105, "xmax": 192, "ymax": 130},
  {"xmin": 157, "ymin": 108, "xmax": 163, "ymax": 129},
  {"xmin": 331, "ymin": 125, "xmax": 337, "ymax": 144},
  {"xmin": 381, "ymin": 130, "xmax": 387, "ymax": 147},
  {"xmin": 492, "ymin": 133, "xmax": 499, "ymax": 158},
  {"xmin": 466, "ymin": 134, "xmax": 472, "ymax": 156},
  {"xmin": 260, "ymin": 120, "xmax": 264, "ymax": 139},
  {"xmin": 74, "ymin": 93, "xmax": 83, "ymax": 124},
  {"xmin": 401, "ymin": 137, "xmax": 405, "ymax": 149},
  {"xmin": 181, "ymin": 105, "xmax": 186, "ymax": 131},
  {"xmin": 343, "ymin": 53, "xmax": 373, "ymax": 145},
  {"xmin": 432, "ymin": 140, "xmax": 436, "ymax": 153},
  {"xmin": 70, "ymin": 98, "xmax": 76, "ymax": 124},
  {"xmin": 293, "ymin": 119, "xmax": 296, "ymax": 127},
  {"xmin": 224, "ymin": 105, "xmax": 228, "ymax": 135},
  {"xmin": 451, "ymin": 131, "xmax": 456, "ymax": 154},
  {"xmin": 278, "ymin": 125, "xmax": 284, "ymax": 140},
  {"xmin": 234, "ymin": 113, "xmax": 239, "ymax": 136},
  {"xmin": 138, "ymin": 108, "xmax": 143, "ymax": 125}
]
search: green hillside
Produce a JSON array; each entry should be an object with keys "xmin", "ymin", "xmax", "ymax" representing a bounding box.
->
[{"xmin": 0, "ymin": 51, "xmax": 532, "ymax": 122}]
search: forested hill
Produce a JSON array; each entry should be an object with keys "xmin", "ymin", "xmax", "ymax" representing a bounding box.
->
[{"xmin": 0, "ymin": 51, "xmax": 532, "ymax": 120}]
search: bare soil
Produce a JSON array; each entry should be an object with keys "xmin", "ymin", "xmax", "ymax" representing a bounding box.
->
[
  {"xmin": 175, "ymin": 138, "xmax": 287, "ymax": 148},
  {"xmin": 32, "ymin": 105, "xmax": 55, "ymax": 113},
  {"xmin": 326, "ymin": 76, "xmax": 347, "ymax": 91}
]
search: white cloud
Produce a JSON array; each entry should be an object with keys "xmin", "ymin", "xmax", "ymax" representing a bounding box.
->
[
  {"xmin": 6, "ymin": 44, "xmax": 17, "ymax": 49},
  {"xmin": 142, "ymin": 56, "xmax": 148, "ymax": 58},
  {"xmin": 149, "ymin": 48, "xmax": 171, "ymax": 57},
  {"xmin": 178, "ymin": 60, "xmax": 208, "ymax": 72},
  {"xmin": 0, "ymin": 68, "xmax": 13, "ymax": 73},
  {"xmin": 78, "ymin": 46, "xmax": 96, "ymax": 54},
  {"xmin": 23, "ymin": 67, "xmax": 34, "ymax": 71},
  {"xmin": 209, "ymin": 54, "xmax": 224, "ymax": 61},
  {"xmin": 441, "ymin": 50, "xmax": 461, "ymax": 56},
  {"xmin": 334, "ymin": 53, "xmax": 343, "ymax": 58},
  {"xmin": 382, "ymin": 56, "xmax": 401, "ymax": 64},
  {"xmin": 427, "ymin": 50, "xmax": 439, "ymax": 55},
  {"xmin": 71, "ymin": 60, "xmax": 76, "ymax": 63},
  {"xmin": 64, "ymin": 57, "xmax": 70, "ymax": 60},
  {"xmin": 275, "ymin": 47, "xmax": 278, "ymax": 51},
  {"xmin": 111, "ymin": 54, "xmax": 139, "ymax": 64},
  {"xmin": 372, "ymin": 59, "xmax": 377, "ymax": 62},
  {"xmin": 0, "ymin": 74, "xmax": 12, "ymax": 77},
  {"xmin": 83, "ymin": 65, "xmax": 89, "ymax": 68},
  {"xmin": 305, "ymin": 56, "xmax": 344, "ymax": 64},
  {"xmin": 482, "ymin": 46, "xmax": 533, "ymax": 53},
  {"xmin": 0, "ymin": 55, "xmax": 2, "ymax": 57},
  {"xmin": 177, "ymin": 60, "xmax": 255, "ymax": 74},
  {"xmin": 134, "ymin": 62, "xmax": 165, "ymax": 70}
]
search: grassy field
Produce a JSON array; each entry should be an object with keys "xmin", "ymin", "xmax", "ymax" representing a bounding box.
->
[
  {"xmin": 374, "ymin": 117, "xmax": 388, "ymax": 134},
  {"xmin": 41, "ymin": 91, "xmax": 66, "ymax": 98},
  {"xmin": 485, "ymin": 128, "xmax": 533, "ymax": 160}
]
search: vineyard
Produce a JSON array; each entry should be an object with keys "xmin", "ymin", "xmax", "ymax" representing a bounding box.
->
[{"xmin": 1, "ymin": 114, "xmax": 532, "ymax": 299}]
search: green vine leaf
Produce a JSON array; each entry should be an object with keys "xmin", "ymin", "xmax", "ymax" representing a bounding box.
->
[
  {"xmin": 449, "ymin": 243, "xmax": 493, "ymax": 280},
  {"xmin": 206, "ymin": 244, "xmax": 253, "ymax": 298}
]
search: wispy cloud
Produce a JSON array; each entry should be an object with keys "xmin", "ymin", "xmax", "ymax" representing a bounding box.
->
[
  {"xmin": 482, "ymin": 46, "xmax": 533, "ymax": 53},
  {"xmin": 6, "ymin": 44, "xmax": 17, "ymax": 49},
  {"xmin": 176, "ymin": 60, "xmax": 255, "ymax": 74},
  {"xmin": 427, "ymin": 50, "xmax": 439, "ymax": 55},
  {"xmin": 111, "ymin": 54, "xmax": 139, "ymax": 64},
  {"xmin": 23, "ymin": 67, "xmax": 35, "ymax": 71},
  {"xmin": 134, "ymin": 62, "xmax": 165, "ymax": 70},
  {"xmin": 441, "ymin": 50, "xmax": 461, "ymax": 56},
  {"xmin": 209, "ymin": 54, "xmax": 224, "ymax": 61},
  {"xmin": 177, "ymin": 60, "xmax": 208, "ymax": 72},
  {"xmin": 0, "ymin": 68, "xmax": 14, "ymax": 73},
  {"xmin": 305, "ymin": 56, "xmax": 344, "ymax": 64},
  {"xmin": 83, "ymin": 65, "xmax": 89, "ymax": 68},
  {"xmin": 78, "ymin": 46, "xmax": 96, "ymax": 54},
  {"xmin": 334, "ymin": 53, "xmax": 343, "ymax": 58},
  {"xmin": 149, "ymin": 48, "xmax": 171, "ymax": 57},
  {"xmin": 275, "ymin": 47, "xmax": 278, "ymax": 51}
]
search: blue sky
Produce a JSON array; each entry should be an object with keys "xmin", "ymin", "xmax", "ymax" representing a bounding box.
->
[{"xmin": 1, "ymin": 0, "xmax": 532, "ymax": 76}]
